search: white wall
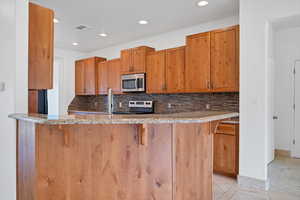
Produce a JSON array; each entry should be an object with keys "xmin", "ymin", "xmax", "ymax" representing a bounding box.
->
[
  {"xmin": 274, "ymin": 27, "xmax": 300, "ymax": 151},
  {"xmin": 48, "ymin": 58, "xmax": 61, "ymax": 115},
  {"xmin": 266, "ymin": 22, "xmax": 275, "ymax": 164},
  {"xmin": 240, "ymin": 0, "xmax": 300, "ymax": 182},
  {"xmin": 87, "ymin": 16, "xmax": 239, "ymax": 59},
  {"xmin": 0, "ymin": 0, "xmax": 28, "ymax": 199},
  {"xmin": 54, "ymin": 48, "xmax": 84, "ymax": 114}
]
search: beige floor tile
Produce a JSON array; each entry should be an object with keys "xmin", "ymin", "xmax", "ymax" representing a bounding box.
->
[{"xmin": 214, "ymin": 156, "xmax": 300, "ymax": 200}]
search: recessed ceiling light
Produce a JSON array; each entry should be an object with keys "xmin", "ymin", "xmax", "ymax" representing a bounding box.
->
[
  {"xmin": 53, "ymin": 18, "xmax": 59, "ymax": 23},
  {"xmin": 72, "ymin": 42, "xmax": 79, "ymax": 46},
  {"xmin": 139, "ymin": 20, "xmax": 148, "ymax": 25},
  {"xmin": 197, "ymin": 1, "xmax": 209, "ymax": 7},
  {"xmin": 98, "ymin": 33, "xmax": 107, "ymax": 37}
]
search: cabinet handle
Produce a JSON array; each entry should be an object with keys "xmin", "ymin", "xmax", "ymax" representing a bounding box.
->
[
  {"xmin": 206, "ymin": 81, "xmax": 211, "ymax": 89},
  {"xmin": 58, "ymin": 125, "xmax": 70, "ymax": 148},
  {"xmin": 139, "ymin": 124, "xmax": 148, "ymax": 146}
]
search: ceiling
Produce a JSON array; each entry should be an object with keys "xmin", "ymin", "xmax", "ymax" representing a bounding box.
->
[{"xmin": 31, "ymin": 0, "xmax": 239, "ymax": 52}]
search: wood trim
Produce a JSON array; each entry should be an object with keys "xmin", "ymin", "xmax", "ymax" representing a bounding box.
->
[
  {"xmin": 275, "ymin": 149, "xmax": 291, "ymax": 158},
  {"xmin": 186, "ymin": 31, "xmax": 211, "ymax": 40},
  {"xmin": 28, "ymin": 90, "xmax": 38, "ymax": 113}
]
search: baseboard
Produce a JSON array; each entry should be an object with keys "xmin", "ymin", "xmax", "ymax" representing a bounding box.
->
[
  {"xmin": 275, "ymin": 149, "xmax": 291, "ymax": 158},
  {"xmin": 238, "ymin": 175, "xmax": 270, "ymax": 191}
]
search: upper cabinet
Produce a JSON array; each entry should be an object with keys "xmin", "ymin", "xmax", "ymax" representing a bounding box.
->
[
  {"xmin": 107, "ymin": 59, "xmax": 122, "ymax": 94},
  {"xmin": 97, "ymin": 61, "xmax": 109, "ymax": 94},
  {"xmin": 185, "ymin": 25, "xmax": 239, "ymax": 93},
  {"xmin": 75, "ymin": 25, "xmax": 239, "ymax": 96},
  {"xmin": 165, "ymin": 47, "xmax": 185, "ymax": 93},
  {"xmin": 146, "ymin": 47, "xmax": 185, "ymax": 94},
  {"xmin": 28, "ymin": 3, "xmax": 54, "ymax": 89},
  {"xmin": 185, "ymin": 32, "xmax": 211, "ymax": 92},
  {"xmin": 97, "ymin": 59, "xmax": 122, "ymax": 94},
  {"xmin": 211, "ymin": 26, "xmax": 239, "ymax": 92},
  {"xmin": 121, "ymin": 46, "xmax": 155, "ymax": 74},
  {"xmin": 146, "ymin": 50, "xmax": 167, "ymax": 93},
  {"xmin": 75, "ymin": 57, "xmax": 106, "ymax": 95}
]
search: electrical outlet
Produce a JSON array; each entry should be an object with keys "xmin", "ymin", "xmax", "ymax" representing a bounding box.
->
[
  {"xmin": 168, "ymin": 103, "xmax": 172, "ymax": 109},
  {"xmin": 206, "ymin": 104, "xmax": 211, "ymax": 110},
  {"xmin": 0, "ymin": 82, "xmax": 5, "ymax": 92},
  {"xmin": 119, "ymin": 102, "xmax": 123, "ymax": 108}
]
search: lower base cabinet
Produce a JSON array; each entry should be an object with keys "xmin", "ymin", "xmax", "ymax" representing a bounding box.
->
[
  {"xmin": 17, "ymin": 121, "xmax": 213, "ymax": 200},
  {"xmin": 213, "ymin": 123, "xmax": 239, "ymax": 177}
]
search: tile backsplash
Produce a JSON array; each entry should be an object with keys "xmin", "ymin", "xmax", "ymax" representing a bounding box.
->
[{"xmin": 68, "ymin": 93, "xmax": 239, "ymax": 114}]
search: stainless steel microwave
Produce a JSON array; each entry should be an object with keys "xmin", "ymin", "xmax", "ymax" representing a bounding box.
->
[{"xmin": 121, "ymin": 73, "xmax": 145, "ymax": 92}]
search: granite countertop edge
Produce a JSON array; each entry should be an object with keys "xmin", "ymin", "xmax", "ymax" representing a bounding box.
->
[{"xmin": 9, "ymin": 112, "xmax": 239, "ymax": 125}]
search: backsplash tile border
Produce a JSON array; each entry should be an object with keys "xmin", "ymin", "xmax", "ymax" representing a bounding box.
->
[{"xmin": 69, "ymin": 92, "xmax": 239, "ymax": 114}]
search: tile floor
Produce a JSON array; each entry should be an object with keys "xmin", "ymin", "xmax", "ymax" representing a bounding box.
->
[{"xmin": 214, "ymin": 156, "xmax": 300, "ymax": 200}]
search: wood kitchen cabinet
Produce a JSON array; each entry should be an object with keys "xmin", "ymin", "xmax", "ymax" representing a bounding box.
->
[
  {"xmin": 146, "ymin": 47, "xmax": 185, "ymax": 94},
  {"xmin": 107, "ymin": 59, "xmax": 122, "ymax": 94},
  {"xmin": 146, "ymin": 50, "xmax": 167, "ymax": 93},
  {"xmin": 185, "ymin": 32, "xmax": 211, "ymax": 92},
  {"xmin": 75, "ymin": 57, "xmax": 106, "ymax": 95},
  {"xmin": 213, "ymin": 122, "xmax": 239, "ymax": 177},
  {"xmin": 166, "ymin": 46, "xmax": 185, "ymax": 93},
  {"xmin": 28, "ymin": 3, "xmax": 54, "ymax": 89},
  {"xmin": 185, "ymin": 25, "xmax": 239, "ymax": 93},
  {"xmin": 97, "ymin": 61, "xmax": 108, "ymax": 94},
  {"xmin": 97, "ymin": 59, "xmax": 122, "ymax": 94},
  {"xmin": 121, "ymin": 46, "xmax": 155, "ymax": 74},
  {"xmin": 211, "ymin": 25, "xmax": 239, "ymax": 92}
]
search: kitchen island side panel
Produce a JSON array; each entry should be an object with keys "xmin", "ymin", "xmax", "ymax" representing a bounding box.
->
[{"xmin": 17, "ymin": 121, "xmax": 37, "ymax": 200}]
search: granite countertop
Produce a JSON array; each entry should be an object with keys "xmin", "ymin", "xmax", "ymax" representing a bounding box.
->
[{"xmin": 9, "ymin": 111, "xmax": 239, "ymax": 125}]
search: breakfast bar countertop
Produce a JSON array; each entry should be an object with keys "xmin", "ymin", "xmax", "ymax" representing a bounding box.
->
[{"xmin": 9, "ymin": 111, "xmax": 239, "ymax": 125}]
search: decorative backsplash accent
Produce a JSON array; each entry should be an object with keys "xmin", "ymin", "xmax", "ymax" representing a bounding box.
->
[{"xmin": 68, "ymin": 93, "xmax": 239, "ymax": 114}]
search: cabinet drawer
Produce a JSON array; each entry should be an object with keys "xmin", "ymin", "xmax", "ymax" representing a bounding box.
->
[{"xmin": 215, "ymin": 123, "xmax": 236, "ymax": 135}]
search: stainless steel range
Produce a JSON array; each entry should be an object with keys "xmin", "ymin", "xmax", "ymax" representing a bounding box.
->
[{"xmin": 113, "ymin": 101, "xmax": 154, "ymax": 114}]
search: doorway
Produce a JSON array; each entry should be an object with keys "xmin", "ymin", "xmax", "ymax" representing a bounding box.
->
[{"xmin": 293, "ymin": 60, "xmax": 300, "ymax": 157}]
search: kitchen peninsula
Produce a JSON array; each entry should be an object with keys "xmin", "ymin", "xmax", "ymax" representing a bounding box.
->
[{"xmin": 10, "ymin": 111, "xmax": 238, "ymax": 200}]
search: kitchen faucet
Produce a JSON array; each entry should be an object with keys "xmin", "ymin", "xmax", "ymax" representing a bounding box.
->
[{"xmin": 108, "ymin": 88, "xmax": 113, "ymax": 114}]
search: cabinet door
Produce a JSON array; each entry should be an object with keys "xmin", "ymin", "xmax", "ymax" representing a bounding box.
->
[
  {"xmin": 28, "ymin": 3, "xmax": 54, "ymax": 89},
  {"xmin": 185, "ymin": 32, "xmax": 211, "ymax": 92},
  {"xmin": 213, "ymin": 133, "xmax": 237, "ymax": 175},
  {"xmin": 97, "ymin": 61, "xmax": 108, "ymax": 94},
  {"xmin": 132, "ymin": 47, "xmax": 146, "ymax": 73},
  {"xmin": 146, "ymin": 51, "xmax": 166, "ymax": 93},
  {"xmin": 166, "ymin": 47, "xmax": 185, "ymax": 93},
  {"xmin": 121, "ymin": 49, "xmax": 133, "ymax": 73},
  {"xmin": 75, "ymin": 60, "xmax": 85, "ymax": 95},
  {"xmin": 211, "ymin": 26, "xmax": 239, "ymax": 92},
  {"xmin": 108, "ymin": 59, "xmax": 122, "ymax": 94},
  {"xmin": 84, "ymin": 58, "xmax": 97, "ymax": 95}
]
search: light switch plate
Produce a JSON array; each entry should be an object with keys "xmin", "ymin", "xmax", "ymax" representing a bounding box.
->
[{"xmin": 0, "ymin": 82, "xmax": 5, "ymax": 92}]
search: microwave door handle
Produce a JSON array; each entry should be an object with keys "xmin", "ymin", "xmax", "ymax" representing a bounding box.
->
[{"xmin": 135, "ymin": 79, "xmax": 138, "ymax": 89}]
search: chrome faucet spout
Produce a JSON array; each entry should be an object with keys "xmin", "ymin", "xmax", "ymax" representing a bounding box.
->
[{"xmin": 108, "ymin": 88, "xmax": 113, "ymax": 114}]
